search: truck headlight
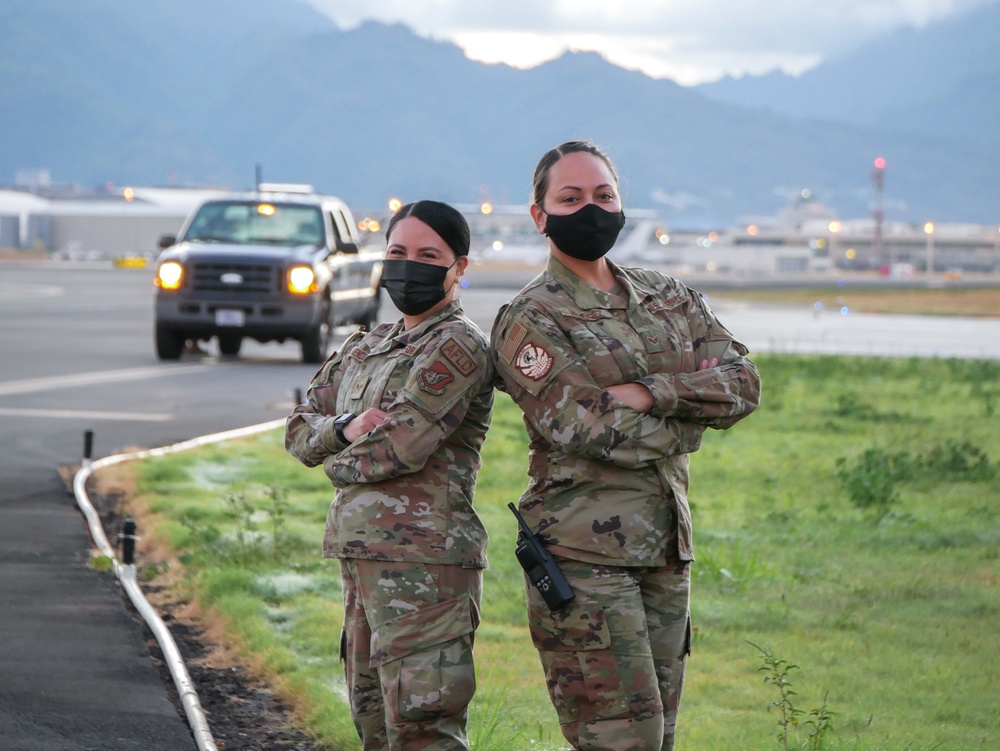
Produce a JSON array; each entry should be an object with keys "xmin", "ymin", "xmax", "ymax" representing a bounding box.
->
[
  {"xmin": 156, "ymin": 261, "xmax": 184, "ymax": 290},
  {"xmin": 288, "ymin": 266, "xmax": 317, "ymax": 294}
]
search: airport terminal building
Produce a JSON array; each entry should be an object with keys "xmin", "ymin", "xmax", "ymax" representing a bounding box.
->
[{"xmin": 2, "ymin": 184, "xmax": 998, "ymax": 276}]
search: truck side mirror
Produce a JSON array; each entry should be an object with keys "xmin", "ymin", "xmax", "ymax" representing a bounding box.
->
[
  {"xmin": 158, "ymin": 234, "xmax": 176, "ymax": 249},
  {"xmin": 337, "ymin": 241, "xmax": 359, "ymax": 254}
]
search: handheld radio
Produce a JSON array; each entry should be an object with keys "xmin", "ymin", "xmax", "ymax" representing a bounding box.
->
[{"xmin": 508, "ymin": 502, "xmax": 575, "ymax": 611}]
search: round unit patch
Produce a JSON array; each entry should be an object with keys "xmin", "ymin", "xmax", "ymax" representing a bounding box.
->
[{"xmin": 515, "ymin": 342, "xmax": 553, "ymax": 381}]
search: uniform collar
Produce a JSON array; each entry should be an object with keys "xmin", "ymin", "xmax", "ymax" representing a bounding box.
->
[
  {"xmin": 380, "ymin": 298, "xmax": 465, "ymax": 348},
  {"xmin": 545, "ymin": 255, "xmax": 648, "ymax": 310}
]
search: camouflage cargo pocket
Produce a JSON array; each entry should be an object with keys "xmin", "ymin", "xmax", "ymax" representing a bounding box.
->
[
  {"xmin": 529, "ymin": 597, "xmax": 629, "ymax": 722},
  {"xmin": 371, "ymin": 594, "xmax": 477, "ymax": 722}
]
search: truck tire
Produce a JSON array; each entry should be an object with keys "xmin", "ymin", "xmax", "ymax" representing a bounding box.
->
[
  {"xmin": 155, "ymin": 323, "xmax": 185, "ymax": 360},
  {"xmin": 301, "ymin": 297, "xmax": 332, "ymax": 364},
  {"xmin": 218, "ymin": 333, "xmax": 242, "ymax": 357}
]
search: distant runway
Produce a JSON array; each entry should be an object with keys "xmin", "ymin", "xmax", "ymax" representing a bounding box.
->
[
  {"xmin": 461, "ymin": 268, "xmax": 1000, "ymax": 362},
  {"xmin": 704, "ymin": 298, "xmax": 1000, "ymax": 361}
]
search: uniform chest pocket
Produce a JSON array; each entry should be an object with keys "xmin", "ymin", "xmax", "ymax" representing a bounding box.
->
[
  {"xmin": 639, "ymin": 297, "xmax": 693, "ymax": 368},
  {"xmin": 339, "ymin": 373, "xmax": 370, "ymax": 413},
  {"xmin": 602, "ymin": 332, "xmax": 649, "ymax": 383},
  {"xmin": 569, "ymin": 309, "xmax": 660, "ymax": 385},
  {"xmin": 634, "ymin": 324, "xmax": 667, "ymax": 354},
  {"xmin": 565, "ymin": 322, "xmax": 642, "ymax": 387},
  {"xmin": 339, "ymin": 352, "xmax": 408, "ymax": 413}
]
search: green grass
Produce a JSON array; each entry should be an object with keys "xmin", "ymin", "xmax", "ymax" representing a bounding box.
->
[{"xmin": 126, "ymin": 354, "xmax": 1000, "ymax": 750}]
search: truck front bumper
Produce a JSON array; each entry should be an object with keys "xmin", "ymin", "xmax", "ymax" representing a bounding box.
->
[{"xmin": 155, "ymin": 293, "xmax": 321, "ymax": 340}]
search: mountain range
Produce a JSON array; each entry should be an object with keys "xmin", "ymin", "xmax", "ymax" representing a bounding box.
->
[{"xmin": 1, "ymin": 0, "xmax": 997, "ymax": 227}]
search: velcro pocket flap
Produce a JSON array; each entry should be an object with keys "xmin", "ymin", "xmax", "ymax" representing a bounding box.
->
[
  {"xmin": 370, "ymin": 593, "xmax": 475, "ymax": 667},
  {"xmin": 529, "ymin": 597, "xmax": 611, "ymax": 653}
]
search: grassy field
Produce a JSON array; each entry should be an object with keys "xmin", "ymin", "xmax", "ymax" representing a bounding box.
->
[{"xmin": 106, "ymin": 354, "xmax": 1000, "ymax": 751}]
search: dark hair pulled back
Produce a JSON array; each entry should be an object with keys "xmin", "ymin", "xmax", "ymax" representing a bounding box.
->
[
  {"xmin": 385, "ymin": 200, "xmax": 470, "ymax": 258},
  {"xmin": 531, "ymin": 140, "xmax": 620, "ymax": 208}
]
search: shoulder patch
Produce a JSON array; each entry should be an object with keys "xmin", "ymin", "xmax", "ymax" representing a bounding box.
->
[
  {"xmin": 499, "ymin": 322, "xmax": 529, "ymax": 365},
  {"xmin": 440, "ymin": 337, "xmax": 476, "ymax": 377},
  {"xmin": 514, "ymin": 341, "xmax": 553, "ymax": 381},
  {"xmin": 417, "ymin": 361, "xmax": 455, "ymax": 395}
]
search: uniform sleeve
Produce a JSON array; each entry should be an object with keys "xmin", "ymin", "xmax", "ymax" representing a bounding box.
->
[
  {"xmin": 284, "ymin": 334, "xmax": 358, "ymax": 467},
  {"xmin": 638, "ymin": 289, "xmax": 761, "ymax": 429},
  {"xmin": 322, "ymin": 331, "xmax": 494, "ymax": 488},
  {"xmin": 492, "ymin": 301, "xmax": 703, "ymax": 469}
]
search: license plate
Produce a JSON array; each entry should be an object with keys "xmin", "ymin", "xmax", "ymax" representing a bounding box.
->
[{"xmin": 215, "ymin": 308, "xmax": 246, "ymax": 327}]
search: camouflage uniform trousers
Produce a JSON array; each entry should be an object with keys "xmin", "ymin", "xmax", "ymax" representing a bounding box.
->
[
  {"xmin": 525, "ymin": 557, "xmax": 691, "ymax": 751},
  {"xmin": 340, "ymin": 558, "xmax": 482, "ymax": 751}
]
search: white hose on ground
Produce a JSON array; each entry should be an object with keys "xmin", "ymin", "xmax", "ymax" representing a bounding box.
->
[{"xmin": 72, "ymin": 418, "xmax": 286, "ymax": 751}]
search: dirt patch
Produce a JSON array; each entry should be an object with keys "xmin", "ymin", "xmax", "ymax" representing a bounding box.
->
[{"xmin": 143, "ymin": 599, "xmax": 328, "ymax": 751}]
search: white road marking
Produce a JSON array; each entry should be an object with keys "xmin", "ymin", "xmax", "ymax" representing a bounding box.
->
[
  {"xmin": 0, "ymin": 283, "xmax": 65, "ymax": 301},
  {"xmin": 0, "ymin": 407, "xmax": 172, "ymax": 421},
  {"xmin": 0, "ymin": 364, "xmax": 214, "ymax": 397}
]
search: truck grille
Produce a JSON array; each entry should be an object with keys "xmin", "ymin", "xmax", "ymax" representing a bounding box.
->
[{"xmin": 190, "ymin": 261, "xmax": 278, "ymax": 296}]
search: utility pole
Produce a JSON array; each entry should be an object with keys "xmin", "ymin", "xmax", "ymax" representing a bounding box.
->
[
  {"xmin": 995, "ymin": 226, "xmax": 1000, "ymax": 274},
  {"xmin": 871, "ymin": 157, "xmax": 886, "ymax": 271},
  {"xmin": 924, "ymin": 222, "xmax": 935, "ymax": 275}
]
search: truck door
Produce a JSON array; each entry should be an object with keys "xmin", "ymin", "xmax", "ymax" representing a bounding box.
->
[{"xmin": 327, "ymin": 209, "xmax": 362, "ymax": 319}]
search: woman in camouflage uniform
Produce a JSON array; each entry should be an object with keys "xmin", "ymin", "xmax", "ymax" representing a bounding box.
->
[
  {"xmin": 492, "ymin": 142, "xmax": 761, "ymax": 751},
  {"xmin": 286, "ymin": 200, "xmax": 494, "ymax": 751}
]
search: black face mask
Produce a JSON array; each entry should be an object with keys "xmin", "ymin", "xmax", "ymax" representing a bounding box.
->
[
  {"xmin": 543, "ymin": 203, "xmax": 627, "ymax": 262},
  {"xmin": 379, "ymin": 259, "xmax": 456, "ymax": 316}
]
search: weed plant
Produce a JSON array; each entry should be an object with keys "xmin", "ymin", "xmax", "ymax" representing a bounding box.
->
[{"xmin": 125, "ymin": 354, "xmax": 1000, "ymax": 750}]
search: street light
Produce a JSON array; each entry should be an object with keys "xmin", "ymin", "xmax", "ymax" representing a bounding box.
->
[{"xmin": 924, "ymin": 221, "xmax": 935, "ymax": 275}]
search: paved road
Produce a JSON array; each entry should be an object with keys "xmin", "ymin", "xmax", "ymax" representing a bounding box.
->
[
  {"xmin": 0, "ymin": 263, "xmax": 320, "ymax": 751},
  {"xmin": 0, "ymin": 260, "xmax": 998, "ymax": 750}
]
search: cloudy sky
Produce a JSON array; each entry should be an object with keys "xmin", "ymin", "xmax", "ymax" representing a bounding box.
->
[{"xmin": 304, "ymin": 0, "xmax": 994, "ymax": 84}]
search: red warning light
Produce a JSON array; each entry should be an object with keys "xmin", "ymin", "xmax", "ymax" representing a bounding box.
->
[{"xmin": 873, "ymin": 157, "xmax": 886, "ymax": 170}]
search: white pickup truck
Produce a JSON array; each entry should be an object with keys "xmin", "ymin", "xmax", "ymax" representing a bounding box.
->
[{"xmin": 153, "ymin": 184, "xmax": 382, "ymax": 363}]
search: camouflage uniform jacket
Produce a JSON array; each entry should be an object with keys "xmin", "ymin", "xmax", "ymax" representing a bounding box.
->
[
  {"xmin": 491, "ymin": 256, "xmax": 760, "ymax": 565},
  {"xmin": 285, "ymin": 299, "xmax": 494, "ymax": 568}
]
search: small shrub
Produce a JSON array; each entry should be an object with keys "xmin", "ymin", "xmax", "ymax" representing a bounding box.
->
[
  {"xmin": 749, "ymin": 641, "xmax": 837, "ymax": 751},
  {"xmin": 804, "ymin": 692, "xmax": 837, "ymax": 751},
  {"xmin": 181, "ymin": 484, "xmax": 296, "ymax": 568},
  {"xmin": 832, "ymin": 392, "xmax": 870, "ymax": 419},
  {"xmin": 831, "ymin": 391, "xmax": 909, "ymax": 423},
  {"xmin": 263, "ymin": 483, "xmax": 293, "ymax": 562},
  {"xmin": 835, "ymin": 447, "xmax": 911, "ymax": 520},
  {"xmin": 917, "ymin": 438, "xmax": 995, "ymax": 481},
  {"xmin": 750, "ymin": 641, "xmax": 802, "ymax": 751}
]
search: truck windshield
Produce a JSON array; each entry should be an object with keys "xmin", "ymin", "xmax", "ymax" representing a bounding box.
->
[{"xmin": 184, "ymin": 202, "xmax": 324, "ymax": 246}]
